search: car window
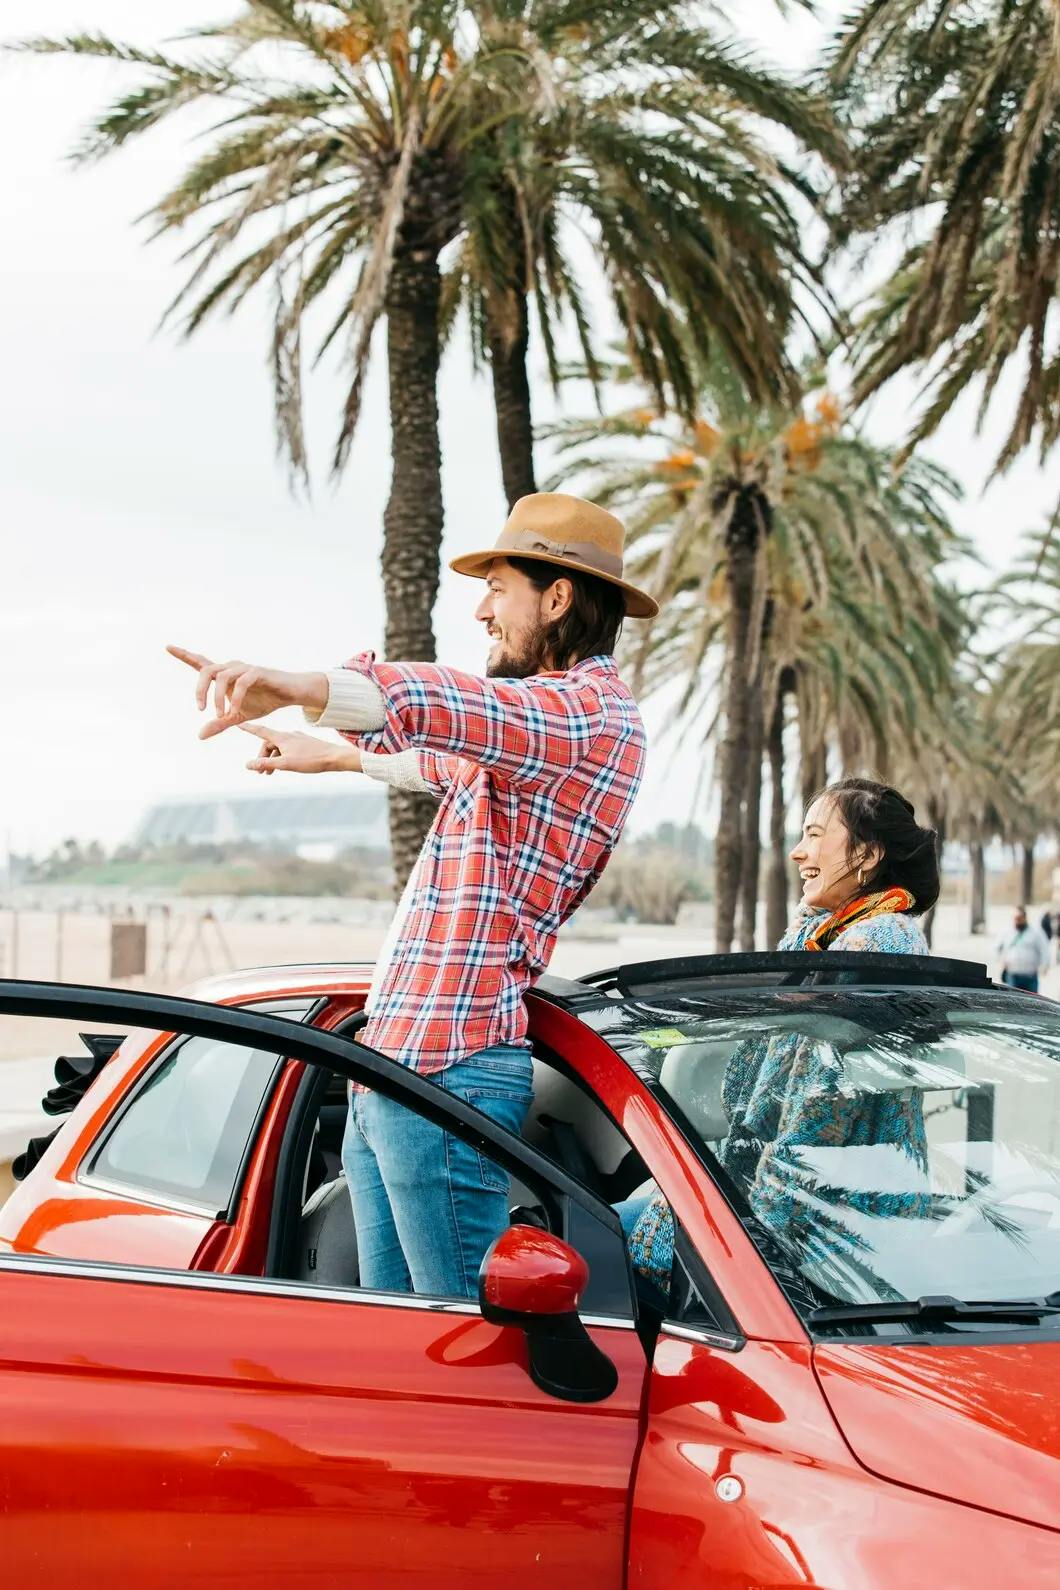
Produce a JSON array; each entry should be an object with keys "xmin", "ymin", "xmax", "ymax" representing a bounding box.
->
[
  {"xmin": 587, "ymin": 989, "xmax": 1060, "ymax": 1320},
  {"xmin": 88, "ymin": 1033, "xmax": 283, "ymax": 1216}
]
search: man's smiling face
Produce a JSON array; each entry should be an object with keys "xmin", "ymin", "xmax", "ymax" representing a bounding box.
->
[{"xmin": 475, "ymin": 559, "xmax": 568, "ymax": 679}]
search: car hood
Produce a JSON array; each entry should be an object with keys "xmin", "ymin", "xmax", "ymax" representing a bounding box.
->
[{"xmin": 814, "ymin": 1340, "xmax": 1060, "ymax": 1532}]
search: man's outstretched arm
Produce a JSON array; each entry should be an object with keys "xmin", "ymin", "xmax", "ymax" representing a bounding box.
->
[
  {"xmin": 169, "ymin": 649, "xmax": 435, "ymax": 795},
  {"xmin": 241, "ymin": 723, "xmax": 432, "ymax": 795},
  {"xmin": 168, "ymin": 644, "xmax": 587, "ymax": 794},
  {"xmin": 311, "ymin": 653, "xmax": 607, "ymax": 790}
]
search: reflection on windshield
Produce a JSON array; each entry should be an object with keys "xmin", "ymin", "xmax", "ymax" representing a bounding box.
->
[
  {"xmin": 718, "ymin": 1027, "xmax": 932, "ymax": 1283},
  {"xmin": 605, "ymin": 994, "xmax": 1060, "ymax": 1315}
]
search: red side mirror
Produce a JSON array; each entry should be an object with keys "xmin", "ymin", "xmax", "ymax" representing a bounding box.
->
[
  {"xmin": 479, "ymin": 1225, "xmax": 618, "ymax": 1404},
  {"xmin": 479, "ymin": 1225, "xmax": 589, "ymax": 1319}
]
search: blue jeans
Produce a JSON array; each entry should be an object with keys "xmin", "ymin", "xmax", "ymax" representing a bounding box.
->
[
  {"xmin": 1003, "ymin": 971, "xmax": 1039, "ymax": 992},
  {"xmin": 342, "ymin": 1046, "xmax": 533, "ymax": 1299}
]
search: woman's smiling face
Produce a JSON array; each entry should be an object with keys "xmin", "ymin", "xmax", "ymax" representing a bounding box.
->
[{"xmin": 790, "ymin": 795, "xmax": 880, "ymax": 913}]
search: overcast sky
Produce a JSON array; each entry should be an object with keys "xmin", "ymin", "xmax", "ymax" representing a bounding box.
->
[{"xmin": 3, "ymin": 1, "xmax": 1056, "ymax": 858}]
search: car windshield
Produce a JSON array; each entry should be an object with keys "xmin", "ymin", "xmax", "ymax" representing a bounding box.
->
[{"xmin": 585, "ymin": 986, "xmax": 1060, "ymax": 1316}]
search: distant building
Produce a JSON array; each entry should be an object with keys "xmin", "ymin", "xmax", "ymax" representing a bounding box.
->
[{"xmin": 134, "ymin": 790, "xmax": 388, "ymax": 860}]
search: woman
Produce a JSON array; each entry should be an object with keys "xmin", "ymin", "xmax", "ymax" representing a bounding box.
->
[{"xmin": 622, "ymin": 777, "xmax": 941, "ymax": 1306}]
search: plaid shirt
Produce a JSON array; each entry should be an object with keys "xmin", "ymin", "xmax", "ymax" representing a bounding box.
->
[{"xmin": 344, "ymin": 652, "xmax": 645, "ymax": 1074}]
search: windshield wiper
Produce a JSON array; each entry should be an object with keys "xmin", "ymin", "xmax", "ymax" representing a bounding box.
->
[{"xmin": 809, "ymin": 1293, "xmax": 1060, "ymax": 1327}]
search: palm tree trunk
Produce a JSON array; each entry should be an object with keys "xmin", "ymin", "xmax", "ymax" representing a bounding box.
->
[
  {"xmin": 970, "ymin": 839, "xmax": 987, "ymax": 934},
  {"xmin": 382, "ymin": 245, "xmax": 446, "ymax": 892},
  {"xmin": 486, "ymin": 292, "xmax": 536, "ymax": 509},
  {"xmin": 766, "ymin": 691, "xmax": 789, "ymax": 948},
  {"xmin": 800, "ymin": 738, "xmax": 827, "ymax": 813},
  {"xmin": 714, "ymin": 503, "xmax": 759, "ymax": 953},
  {"xmin": 738, "ymin": 674, "xmax": 765, "ymax": 951},
  {"xmin": 922, "ymin": 802, "xmax": 945, "ymax": 950},
  {"xmin": 1021, "ymin": 842, "xmax": 1036, "ymax": 905}
]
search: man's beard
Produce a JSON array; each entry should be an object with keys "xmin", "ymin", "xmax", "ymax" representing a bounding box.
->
[{"xmin": 486, "ymin": 616, "xmax": 550, "ymax": 679}]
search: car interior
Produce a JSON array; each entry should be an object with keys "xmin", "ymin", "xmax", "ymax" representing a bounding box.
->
[{"xmin": 268, "ymin": 1016, "xmax": 655, "ymax": 1317}]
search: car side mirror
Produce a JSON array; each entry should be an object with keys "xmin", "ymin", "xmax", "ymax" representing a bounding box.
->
[{"xmin": 478, "ymin": 1225, "xmax": 619, "ymax": 1404}]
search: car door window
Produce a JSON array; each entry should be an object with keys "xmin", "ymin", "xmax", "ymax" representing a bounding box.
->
[
  {"xmin": 280, "ymin": 1047, "xmax": 636, "ymax": 1316},
  {"xmin": 88, "ymin": 1033, "xmax": 283, "ymax": 1215}
]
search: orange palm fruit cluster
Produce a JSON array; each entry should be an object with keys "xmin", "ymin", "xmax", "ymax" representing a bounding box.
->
[
  {"xmin": 660, "ymin": 449, "xmax": 696, "ymax": 472},
  {"xmin": 784, "ymin": 415, "xmax": 821, "ymax": 457},
  {"xmin": 325, "ymin": 21, "xmax": 374, "ymax": 64},
  {"xmin": 693, "ymin": 419, "xmax": 721, "ymax": 455}
]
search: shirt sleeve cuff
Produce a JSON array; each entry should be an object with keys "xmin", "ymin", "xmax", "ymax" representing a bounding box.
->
[
  {"xmin": 360, "ymin": 749, "xmax": 429, "ymax": 793},
  {"xmin": 304, "ymin": 668, "xmax": 387, "ymax": 731}
]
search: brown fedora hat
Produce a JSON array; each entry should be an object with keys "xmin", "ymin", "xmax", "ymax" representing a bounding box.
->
[{"xmin": 449, "ymin": 492, "xmax": 659, "ymax": 619}]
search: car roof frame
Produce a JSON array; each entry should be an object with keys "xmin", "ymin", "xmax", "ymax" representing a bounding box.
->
[{"xmin": 577, "ymin": 951, "xmax": 992, "ymax": 1000}]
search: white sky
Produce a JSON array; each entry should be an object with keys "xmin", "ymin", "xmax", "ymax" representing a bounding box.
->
[{"xmin": 2, "ymin": 0, "xmax": 1057, "ymax": 857}]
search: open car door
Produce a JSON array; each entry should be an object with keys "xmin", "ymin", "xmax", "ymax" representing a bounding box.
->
[{"xmin": 0, "ymin": 981, "xmax": 648, "ymax": 1590}]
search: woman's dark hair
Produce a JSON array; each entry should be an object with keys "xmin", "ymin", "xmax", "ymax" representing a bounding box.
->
[
  {"xmin": 507, "ymin": 555, "xmax": 626, "ymax": 670},
  {"xmin": 815, "ymin": 776, "xmax": 940, "ymax": 916}
]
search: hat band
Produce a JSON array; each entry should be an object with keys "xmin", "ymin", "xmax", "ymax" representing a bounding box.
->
[{"xmin": 497, "ymin": 526, "xmax": 624, "ymax": 580}]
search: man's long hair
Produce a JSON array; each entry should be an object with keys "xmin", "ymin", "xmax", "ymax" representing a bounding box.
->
[{"xmin": 506, "ymin": 556, "xmax": 626, "ymax": 670}]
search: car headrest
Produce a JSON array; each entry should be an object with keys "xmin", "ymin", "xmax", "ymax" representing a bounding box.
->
[{"xmin": 658, "ymin": 1041, "xmax": 732, "ymax": 1142}]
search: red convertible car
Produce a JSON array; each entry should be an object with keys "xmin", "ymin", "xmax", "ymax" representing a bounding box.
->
[{"xmin": 1, "ymin": 952, "xmax": 1059, "ymax": 1587}]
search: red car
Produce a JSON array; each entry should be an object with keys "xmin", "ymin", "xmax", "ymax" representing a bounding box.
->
[{"xmin": 1, "ymin": 952, "xmax": 1059, "ymax": 1587}]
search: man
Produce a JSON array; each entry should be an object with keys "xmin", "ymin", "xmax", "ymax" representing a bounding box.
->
[
  {"xmin": 170, "ymin": 492, "xmax": 655, "ymax": 1299},
  {"xmin": 997, "ymin": 905, "xmax": 1051, "ymax": 993}
]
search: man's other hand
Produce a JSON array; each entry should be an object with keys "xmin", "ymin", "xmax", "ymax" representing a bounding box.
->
[
  {"xmin": 242, "ymin": 724, "xmax": 361, "ymax": 776},
  {"xmin": 167, "ymin": 645, "xmax": 329, "ymax": 738}
]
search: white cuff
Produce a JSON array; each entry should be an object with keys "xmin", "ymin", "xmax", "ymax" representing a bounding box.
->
[
  {"xmin": 360, "ymin": 749, "xmax": 429, "ymax": 793},
  {"xmin": 305, "ymin": 668, "xmax": 387, "ymax": 731}
]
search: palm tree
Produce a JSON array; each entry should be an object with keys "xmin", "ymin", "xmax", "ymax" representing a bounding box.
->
[
  {"xmin": 826, "ymin": 0, "xmax": 1060, "ymax": 473},
  {"xmin": 990, "ymin": 526, "xmax": 1060, "ymax": 882},
  {"xmin": 17, "ymin": 2, "xmax": 842, "ymax": 883},
  {"xmin": 439, "ymin": 20, "xmax": 845, "ymax": 504},
  {"xmin": 543, "ymin": 356, "xmax": 968, "ymax": 950}
]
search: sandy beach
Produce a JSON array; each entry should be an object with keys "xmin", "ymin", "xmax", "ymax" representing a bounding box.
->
[{"xmin": 1, "ymin": 899, "xmax": 1057, "ymax": 1065}]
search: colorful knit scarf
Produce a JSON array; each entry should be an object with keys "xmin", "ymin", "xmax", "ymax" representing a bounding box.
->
[{"xmin": 803, "ymin": 887, "xmax": 916, "ymax": 952}]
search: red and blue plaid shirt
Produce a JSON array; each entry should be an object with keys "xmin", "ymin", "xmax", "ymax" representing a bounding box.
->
[{"xmin": 344, "ymin": 652, "xmax": 646, "ymax": 1074}]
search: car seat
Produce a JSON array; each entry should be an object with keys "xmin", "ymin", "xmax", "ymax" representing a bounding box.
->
[{"xmin": 295, "ymin": 1176, "xmax": 359, "ymax": 1287}]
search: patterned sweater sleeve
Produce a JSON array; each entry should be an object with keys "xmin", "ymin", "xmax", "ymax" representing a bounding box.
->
[{"xmin": 336, "ymin": 651, "xmax": 608, "ymax": 790}]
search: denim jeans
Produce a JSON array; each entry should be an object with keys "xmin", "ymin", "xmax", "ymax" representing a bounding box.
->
[
  {"xmin": 1003, "ymin": 971, "xmax": 1039, "ymax": 993},
  {"xmin": 342, "ymin": 1045, "xmax": 534, "ymax": 1299}
]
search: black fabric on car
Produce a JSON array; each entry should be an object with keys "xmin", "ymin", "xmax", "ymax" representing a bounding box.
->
[
  {"xmin": 44, "ymin": 1033, "xmax": 125, "ymax": 1117},
  {"xmin": 13, "ymin": 1033, "xmax": 127, "ymax": 1183},
  {"xmin": 12, "ymin": 1126, "xmax": 63, "ymax": 1183}
]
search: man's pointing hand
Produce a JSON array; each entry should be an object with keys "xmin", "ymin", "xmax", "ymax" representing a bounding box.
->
[{"xmin": 167, "ymin": 645, "xmax": 329, "ymax": 739}]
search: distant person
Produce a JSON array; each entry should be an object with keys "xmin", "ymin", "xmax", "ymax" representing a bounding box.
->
[
  {"xmin": 998, "ymin": 906, "xmax": 1050, "ymax": 993},
  {"xmin": 169, "ymin": 492, "xmax": 653, "ymax": 1301},
  {"xmin": 621, "ymin": 777, "xmax": 939, "ymax": 1304}
]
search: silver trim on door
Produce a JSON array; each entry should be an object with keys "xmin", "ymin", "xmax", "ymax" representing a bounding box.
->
[
  {"xmin": 660, "ymin": 1320, "xmax": 744, "ymax": 1351},
  {"xmin": 0, "ymin": 1250, "xmax": 638, "ymax": 1329}
]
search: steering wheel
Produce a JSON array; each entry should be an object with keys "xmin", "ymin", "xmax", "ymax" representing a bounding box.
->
[{"xmin": 941, "ymin": 1173, "xmax": 1060, "ymax": 1235}]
